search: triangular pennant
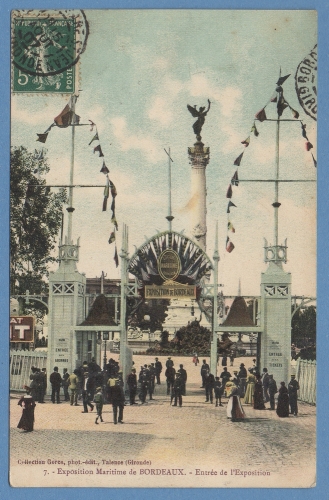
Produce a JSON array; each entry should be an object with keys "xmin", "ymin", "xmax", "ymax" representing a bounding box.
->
[
  {"xmin": 111, "ymin": 216, "xmax": 118, "ymax": 230},
  {"xmin": 305, "ymin": 141, "xmax": 313, "ymax": 151},
  {"xmin": 113, "ymin": 247, "xmax": 119, "ymax": 267},
  {"xmin": 231, "ymin": 170, "xmax": 239, "ymax": 186},
  {"xmin": 100, "ymin": 161, "xmax": 109, "ymax": 174},
  {"xmin": 234, "ymin": 152, "xmax": 244, "ymax": 166},
  {"xmin": 104, "ymin": 176, "xmax": 110, "ymax": 198},
  {"xmin": 251, "ymin": 122, "xmax": 259, "ymax": 137},
  {"xmin": 255, "ymin": 108, "xmax": 267, "ymax": 122},
  {"xmin": 108, "ymin": 231, "xmax": 116, "ymax": 244},
  {"xmin": 241, "ymin": 136, "xmax": 250, "ymax": 147},
  {"xmin": 88, "ymin": 132, "xmax": 99, "ymax": 146},
  {"xmin": 277, "ymin": 96, "xmax": 289, "ymax": 117},
  {"xmin": 54, "ymin": 96, "xmax": 80, "ymax": 127},
  {"xmin": 277, "ymin": 74, "xmax": 291, "ymax": 86},
  {"xmin": 290, "ymin": 106, "xmax": 299, "ymax": 119},
  {"xmin": 36, "ymin": 133, "xmax": 48, "ymax": 143},
  {"xmin": 226, "ymin": 240, "xmax": 235, "ymax": 253},
  {"xmin": 226, "ymin": 184, "xmax": 233, "ymax": 199},
  {"xmin": 301, "ymin": 122, "xmax": 308, "ymax": 139},
  {"xmin": 271, "ymin": 95, "xmax": 278, "ymax": 103},
  {"xmin": 89, "ymin": 120, "xmax": 96, "ymax": 132},
  {"xmin": 111, "ymin": 198, "xmax": 115, "ymax": 212},
  {"xmin": 114, "ymin": 246, "xmax": 119, "ymax": 268},
  {"xmin": 94, "ymin": 145, "xmax": 104, "ymax": 157},
  {"xmin": 109, "ymin": 179, "xmax": 117, "ymax": 198},
  {"xmin": 311, "ymin": 153, "xmax": 317, "ymax": 168},
  {"xmin": 227, "ymin": 201, "xmax": 237, "ymax": 213},
  {"xmin": 227, "ymin": 221, "xmax": 235, "ymax": 233}
]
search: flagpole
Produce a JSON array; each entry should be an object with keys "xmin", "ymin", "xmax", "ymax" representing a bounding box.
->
[
  {"xmin": 164, "ymin": 148, "xmax": 174, "ymax": 232},
  {"xmin": 274, "ymin": 115, "xmax": 280, "ymax": 248},
  {"xmin": 210, "ymin": 221, "xmax": 219, "ymax": 377},
  {"xmin": 67, "ymin": 94, "xmax": 76, "ymax": 244}
]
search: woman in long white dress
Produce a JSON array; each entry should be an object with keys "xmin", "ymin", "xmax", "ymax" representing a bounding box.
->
[{"xmin": 243, "ymin": 373, "xmax": 256, "ymax": 404}]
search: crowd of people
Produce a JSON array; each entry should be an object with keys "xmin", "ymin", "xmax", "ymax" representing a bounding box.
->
[{"xmin": 16, "ymin": 355, "xmax": 300, "ymax": 432}]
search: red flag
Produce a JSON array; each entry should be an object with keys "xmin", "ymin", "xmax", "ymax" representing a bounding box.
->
[
  {"xmin": 255, "ymin": 108, "xmax": 267, "ymax": 122},
  {"xmin": 226, "ymin": 237, "xmax": 235, "ymax": 253},
  {"xmin": 290, "ymin": 107, "xmax": 299, "ymax": 119},
  {"xmin": 226, "ymin": 184, "xmax": 233, "ymax": 198},
  {"xmin": 234, "ymin": 152, "xmax": 244, "ymax": 166},
  {"xmin": 94, "ymin": 145, "xmax": 104, "ymax": 157},
  {"xmin": 54, "ymin": 96, "xmax": 80, "ymax": 127},
  {"xmin": 305, "ymin": 141, "xmax": 313, "ymax": 151}
]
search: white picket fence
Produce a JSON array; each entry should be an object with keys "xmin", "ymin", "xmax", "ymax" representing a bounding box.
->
[
  {"xmin": 10, "ymin": 350, "xmax": 47, "ymax": 392},
  {"xmin": 295, "ymin": 358, "xmax": 316, "ymax": 405}
]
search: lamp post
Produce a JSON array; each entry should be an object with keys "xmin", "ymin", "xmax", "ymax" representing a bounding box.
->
[{"xmin": 103, "ymin": 332, "xmax": 109, "ymax": 369}]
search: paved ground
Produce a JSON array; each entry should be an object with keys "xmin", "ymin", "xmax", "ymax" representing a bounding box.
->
[{"xmin": 10, "ymin": 355, "xmax": 316, "ymax": 488}]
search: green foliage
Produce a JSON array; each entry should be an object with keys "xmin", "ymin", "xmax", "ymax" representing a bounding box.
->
[
  {"xmin": 10, "ymin": 146, "xmax": 67, "ymax": 309},
  {"xmin": 291, "ymin": 305, "xmax": 316, "ymax": 346},
  {"xmin": 147, "ymin": 319, "xmax": 212, "ymax": 356}
]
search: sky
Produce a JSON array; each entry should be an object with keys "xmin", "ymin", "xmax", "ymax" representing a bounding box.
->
[{"xmin": 11, "ymin": 9, "xmax": 317, "ymax": 297}]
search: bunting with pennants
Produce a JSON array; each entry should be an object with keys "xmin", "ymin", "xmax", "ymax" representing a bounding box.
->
[
  {"xmin": 35, "ymin": 95, "xmax": 119, "ymax": 267},
  {"xmin": 86, "ymin": 119, "xmax": 118, "ymax": 266},
  {"xmin": 224, "ymin": 71, "xmax": 317, "ymax": 254}
]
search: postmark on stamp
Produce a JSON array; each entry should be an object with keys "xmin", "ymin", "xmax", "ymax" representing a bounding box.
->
[
  {"xmin": 12, "ymin": 9, "xmax": 88, "ymax": 94},
  {"xmin": 295, "ymin": 44, "xmax": 317, "ymax": 121}
]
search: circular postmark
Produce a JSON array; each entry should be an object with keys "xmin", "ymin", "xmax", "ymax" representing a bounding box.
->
[
  {"xmin": 295, "ymin": 44, "xmax": 317, "ymax": 121},
  {"xmin": 12, "ymin": 9, "xmax": 89, "ymax": 77},
  {"xmin": 158, "ymin": 249, "xmax": 181, "ymax": 282}
]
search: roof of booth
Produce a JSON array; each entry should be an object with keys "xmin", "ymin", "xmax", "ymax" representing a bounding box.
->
[
  {"xmin": 221, "ymin": 296, "xmax": 255, "ymax": 327},
  {"xmin": 79, "ymin": 294, "xmax": 117, "ymax": 326}
]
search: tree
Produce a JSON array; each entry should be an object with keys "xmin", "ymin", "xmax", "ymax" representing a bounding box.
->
[
  {"xmin": 10, "ymin": 146, "xmax": 67, "ymax": 314},
  {"xmin": 291, "ymin": 305, "xmax": 316, "ymax": 347}
]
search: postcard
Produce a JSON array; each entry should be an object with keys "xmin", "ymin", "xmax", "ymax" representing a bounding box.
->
[{"xmin": 9, "ymin": 9, "xmax": 317, "ymax": 489}]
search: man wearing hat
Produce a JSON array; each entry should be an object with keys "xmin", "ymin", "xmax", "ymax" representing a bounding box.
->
[
  {"xmin": 109, "ymin": 379, "xmax": 125, "ymax": 424},
  {"xmin": 288, "ymin": 374, "xmax": 300, "ymax": 416},
  {"xmin": 268, "ymin": 374, "xmax": 278, "ymax": 410},
  {"xmin": 166, "ymin": 357, "xmax": 174, "ymax": 368},
  {"xmin": 200, "ymin": 359, "xmax": 210, "ymax": 388},
  {"xmin": 238, "ymin": 363, "xmax": 247, "ymax": 395},
  {"xmin": 127, "ymin": 368, "xmax": 138, "ymax": 405},
  {"xmin": 172, "ymin": 373, "xmax": 184, "ymax": 407},
  {"xmin": 155, "ymin": 357, "xmax": 162, "ymax": 384},
  {"xmin": 93, "ymin": 387, "xmax": 104, "ymax": 424}
]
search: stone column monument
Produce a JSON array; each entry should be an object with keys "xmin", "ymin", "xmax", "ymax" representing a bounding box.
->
[{"xmin": 187, "ymin": 100, "xmax": 211, "ymax": 252}]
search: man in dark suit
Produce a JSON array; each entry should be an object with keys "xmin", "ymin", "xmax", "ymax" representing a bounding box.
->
[
  {"xmin": 288, "ymin": 374, "xmax": 300, "ymax": 416},
  {"xmin": 172, "ymin": 373, "xmax": 184, "ymax": 407},
  {"xmin": 177, "ymin": 364, "xmax": 187, "ymax": 396},
  {"xmin": 268, "ymin": 374, "xmax": 278, "ymax": 410},
  {"xmin": 127, "ymin": 368, "xmax": 138, "ymax": 405},
  {"xmin": 109, "ymin": 379, "xmax": 125, "ymax": 424},
  {"xmin": 165, "ymin": 365, "xmax": 176, "ymax": 395},
  {"xmin": 155, "ymin": 357, "xmax": 162, "ymax": 384},
  {"xmin": 50, "ymin": 366, "xmax": 62, "ymax": 404},
  {"xmin": 200, "ymin": 359, "xmax": 210, "ymax": 388},
  {"xmin": 262, "ymin": 368, "xmax": 270, "ymax": 403}
]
